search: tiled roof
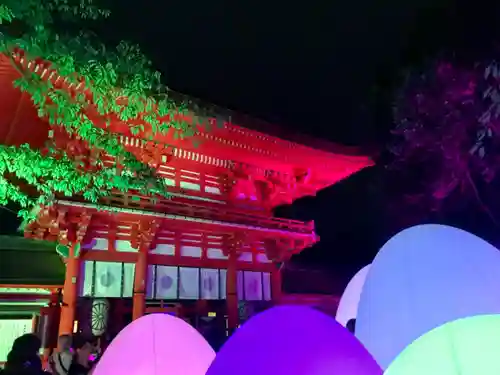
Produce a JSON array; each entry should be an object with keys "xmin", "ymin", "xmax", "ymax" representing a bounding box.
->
[{"xmin": 0, "ymin": 236, "xmax": 64, "ymax": 286}]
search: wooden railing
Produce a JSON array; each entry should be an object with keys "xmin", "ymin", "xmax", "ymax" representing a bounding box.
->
[{"xmin": 100, "ymin": 191, "xmax": 315, "ymax": 234}]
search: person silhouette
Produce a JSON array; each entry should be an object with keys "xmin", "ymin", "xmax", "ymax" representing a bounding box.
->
[
  {"xmin": 346, "ymin": 318, "xmax": 356, "ymax": 334},
  {"xmin": 2, "ymin": 334, "xmax": 46, "ymax": 375},
  {"xmin": 50, "ymin": 335, "xmax": 73, "ymax": 375}
]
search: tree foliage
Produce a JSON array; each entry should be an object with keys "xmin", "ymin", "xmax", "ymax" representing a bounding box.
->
[
  {"xmin": 0, "ymin": 0, "xmax": 197, "ymax": 220},
  {"xmin": 389, "ymin": 59, "xmax": 500, "ymax": 222}
]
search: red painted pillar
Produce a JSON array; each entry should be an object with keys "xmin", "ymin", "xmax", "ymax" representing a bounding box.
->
[
  {"xmin": 59, "ymin": 246, "xmax": 79, "ymax": 335},
  {"xmin": 271, "ymin": 266, "xmax": 282, "ymax": 304},
  {"xmin": 226, "ymin": 253, "xmax": 238, "ymax": 334},
  {"xmin": 132, "ymin": 246, "xmax": 148, "ymax": 321}
]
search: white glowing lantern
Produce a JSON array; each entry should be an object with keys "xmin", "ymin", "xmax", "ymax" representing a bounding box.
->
[
  {"xmin": 336, "ymin": 264, "xmax": 371, "ymax": 327},
  {"xmin": 356, "ymin": 224, "xmax": 500, "ymax": 369}
]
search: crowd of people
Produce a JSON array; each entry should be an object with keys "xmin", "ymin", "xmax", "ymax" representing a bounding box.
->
[{"xmin": 0, "ymin": 333, "xmax": 99, "ymax": 375}]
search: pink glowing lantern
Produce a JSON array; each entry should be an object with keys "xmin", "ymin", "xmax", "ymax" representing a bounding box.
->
[
  {"xmin": 92, "ymin": 313, "xmax": 216, "ymax": 375},
  {"xmin": 206, "ymin": 305, "xmax": 382, "ymax": 375}
]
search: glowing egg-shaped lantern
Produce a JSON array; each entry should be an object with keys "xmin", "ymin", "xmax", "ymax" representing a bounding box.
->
[
  {"xmin": 356, "ymin": 224, "xmax": 500, "ymax": 370},
  {"xmin": 206, "ymin": 305, "xmax": 382, "ymax": 375},
  {"xmin": 385, "ymin": 314, "xmax": 500, "ymax": 375},
  {"xmin": 93, "ymin": 313, "xmax": 215, "ymax": 375},
  {"xmin": 336, "ymin": 264, "xmax": 371, "ymax": 327}
]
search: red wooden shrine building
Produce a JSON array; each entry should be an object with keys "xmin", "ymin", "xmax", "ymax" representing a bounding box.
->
[{"xmin": 0, "ymin": 50, "xmax": 372, "ymax": 349}]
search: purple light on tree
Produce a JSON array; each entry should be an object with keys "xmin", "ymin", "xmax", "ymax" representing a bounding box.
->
[{"xmin": 389, "ymin": 59, "xmax": 500, "ymax": 223}]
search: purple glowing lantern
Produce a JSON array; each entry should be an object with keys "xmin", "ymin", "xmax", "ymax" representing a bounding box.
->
[
  {"xmin": 92, "ymin": 313, "xmax": 215, "ymax": 375},
  {"xmin": 206, "ymin": 305, "xmax": 382, "ymax": 375}
]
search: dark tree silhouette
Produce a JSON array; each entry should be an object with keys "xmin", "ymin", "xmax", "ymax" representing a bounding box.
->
[{"xmin": 388, "ymin": 59, "xmax": 500, "ymax": 225}]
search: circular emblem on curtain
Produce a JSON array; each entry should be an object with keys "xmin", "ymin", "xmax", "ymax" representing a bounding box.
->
[
  {"xmin": 91, "ymin": 299, "xmax": 109, "ymax": 336},
  {"xmin": 100, "ymin": 272, "xmax": 115, "ymax": 288},
  {"xmin": 160, "ymin": 275, "xmax": 173, "ymax": 289}
]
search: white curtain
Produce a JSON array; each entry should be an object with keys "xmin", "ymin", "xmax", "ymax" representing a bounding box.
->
[
  {"xmin": 80, "ymin": 261, "xmax": 94, "ymax": 297},
  {"xmin": 262, "ymin": 272, "xmax": 272, "ymax": 301},
  {"xmin": 200, "ymin": 268, "xmax": 219, "ymax": 300},
  {"xmin": 179, "ymin": 267, "xmax": 199, "ymax": 299},
  {"xmin": 122, "ymin": 263, "xmax": 135, "ymax": 298},
  {"xmin": 155, "ymin": 266, "xmax": 178, "ymax": 300},
  {"xmin": 94, "ymin": 261, "xmax": 122, "ymax": 298},
  {"xmin": 219, "ymin": 269, "xmax": 227, "ymax": 299},
  {"xmin": 146, "ymin": 265, "xmax": 156, "ymax": 299},
  {"xmin": 244, "ymin": 271, "xmax": 263, "ymax": 301}
]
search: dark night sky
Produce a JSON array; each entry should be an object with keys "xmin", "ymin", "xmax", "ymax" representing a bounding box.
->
[
  {"xmin": 5, "ymin": 0, "xmax": 500, "ymax": 284},
  {"xmin": 101, "ymin": 0, "xmax": 500, "ymax": 277}
]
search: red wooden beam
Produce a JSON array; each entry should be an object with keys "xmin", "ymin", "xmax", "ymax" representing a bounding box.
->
[
  {"xmin": 81, "ymin": 250, "xmax": 274, "ymax": 273},
  {"xmin": 59, "ymin": 200, "xmax": 317, "ymax": 240}
]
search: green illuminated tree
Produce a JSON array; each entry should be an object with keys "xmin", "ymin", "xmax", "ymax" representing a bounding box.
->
[{"xmin": 0, "ymin": 0, "xmax": 196, "ymax": 219}]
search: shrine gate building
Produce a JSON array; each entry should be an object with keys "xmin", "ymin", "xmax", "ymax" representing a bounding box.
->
[{"xmin": 0, "ymin": 50, "xmax": 373, "ymax": 346}]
